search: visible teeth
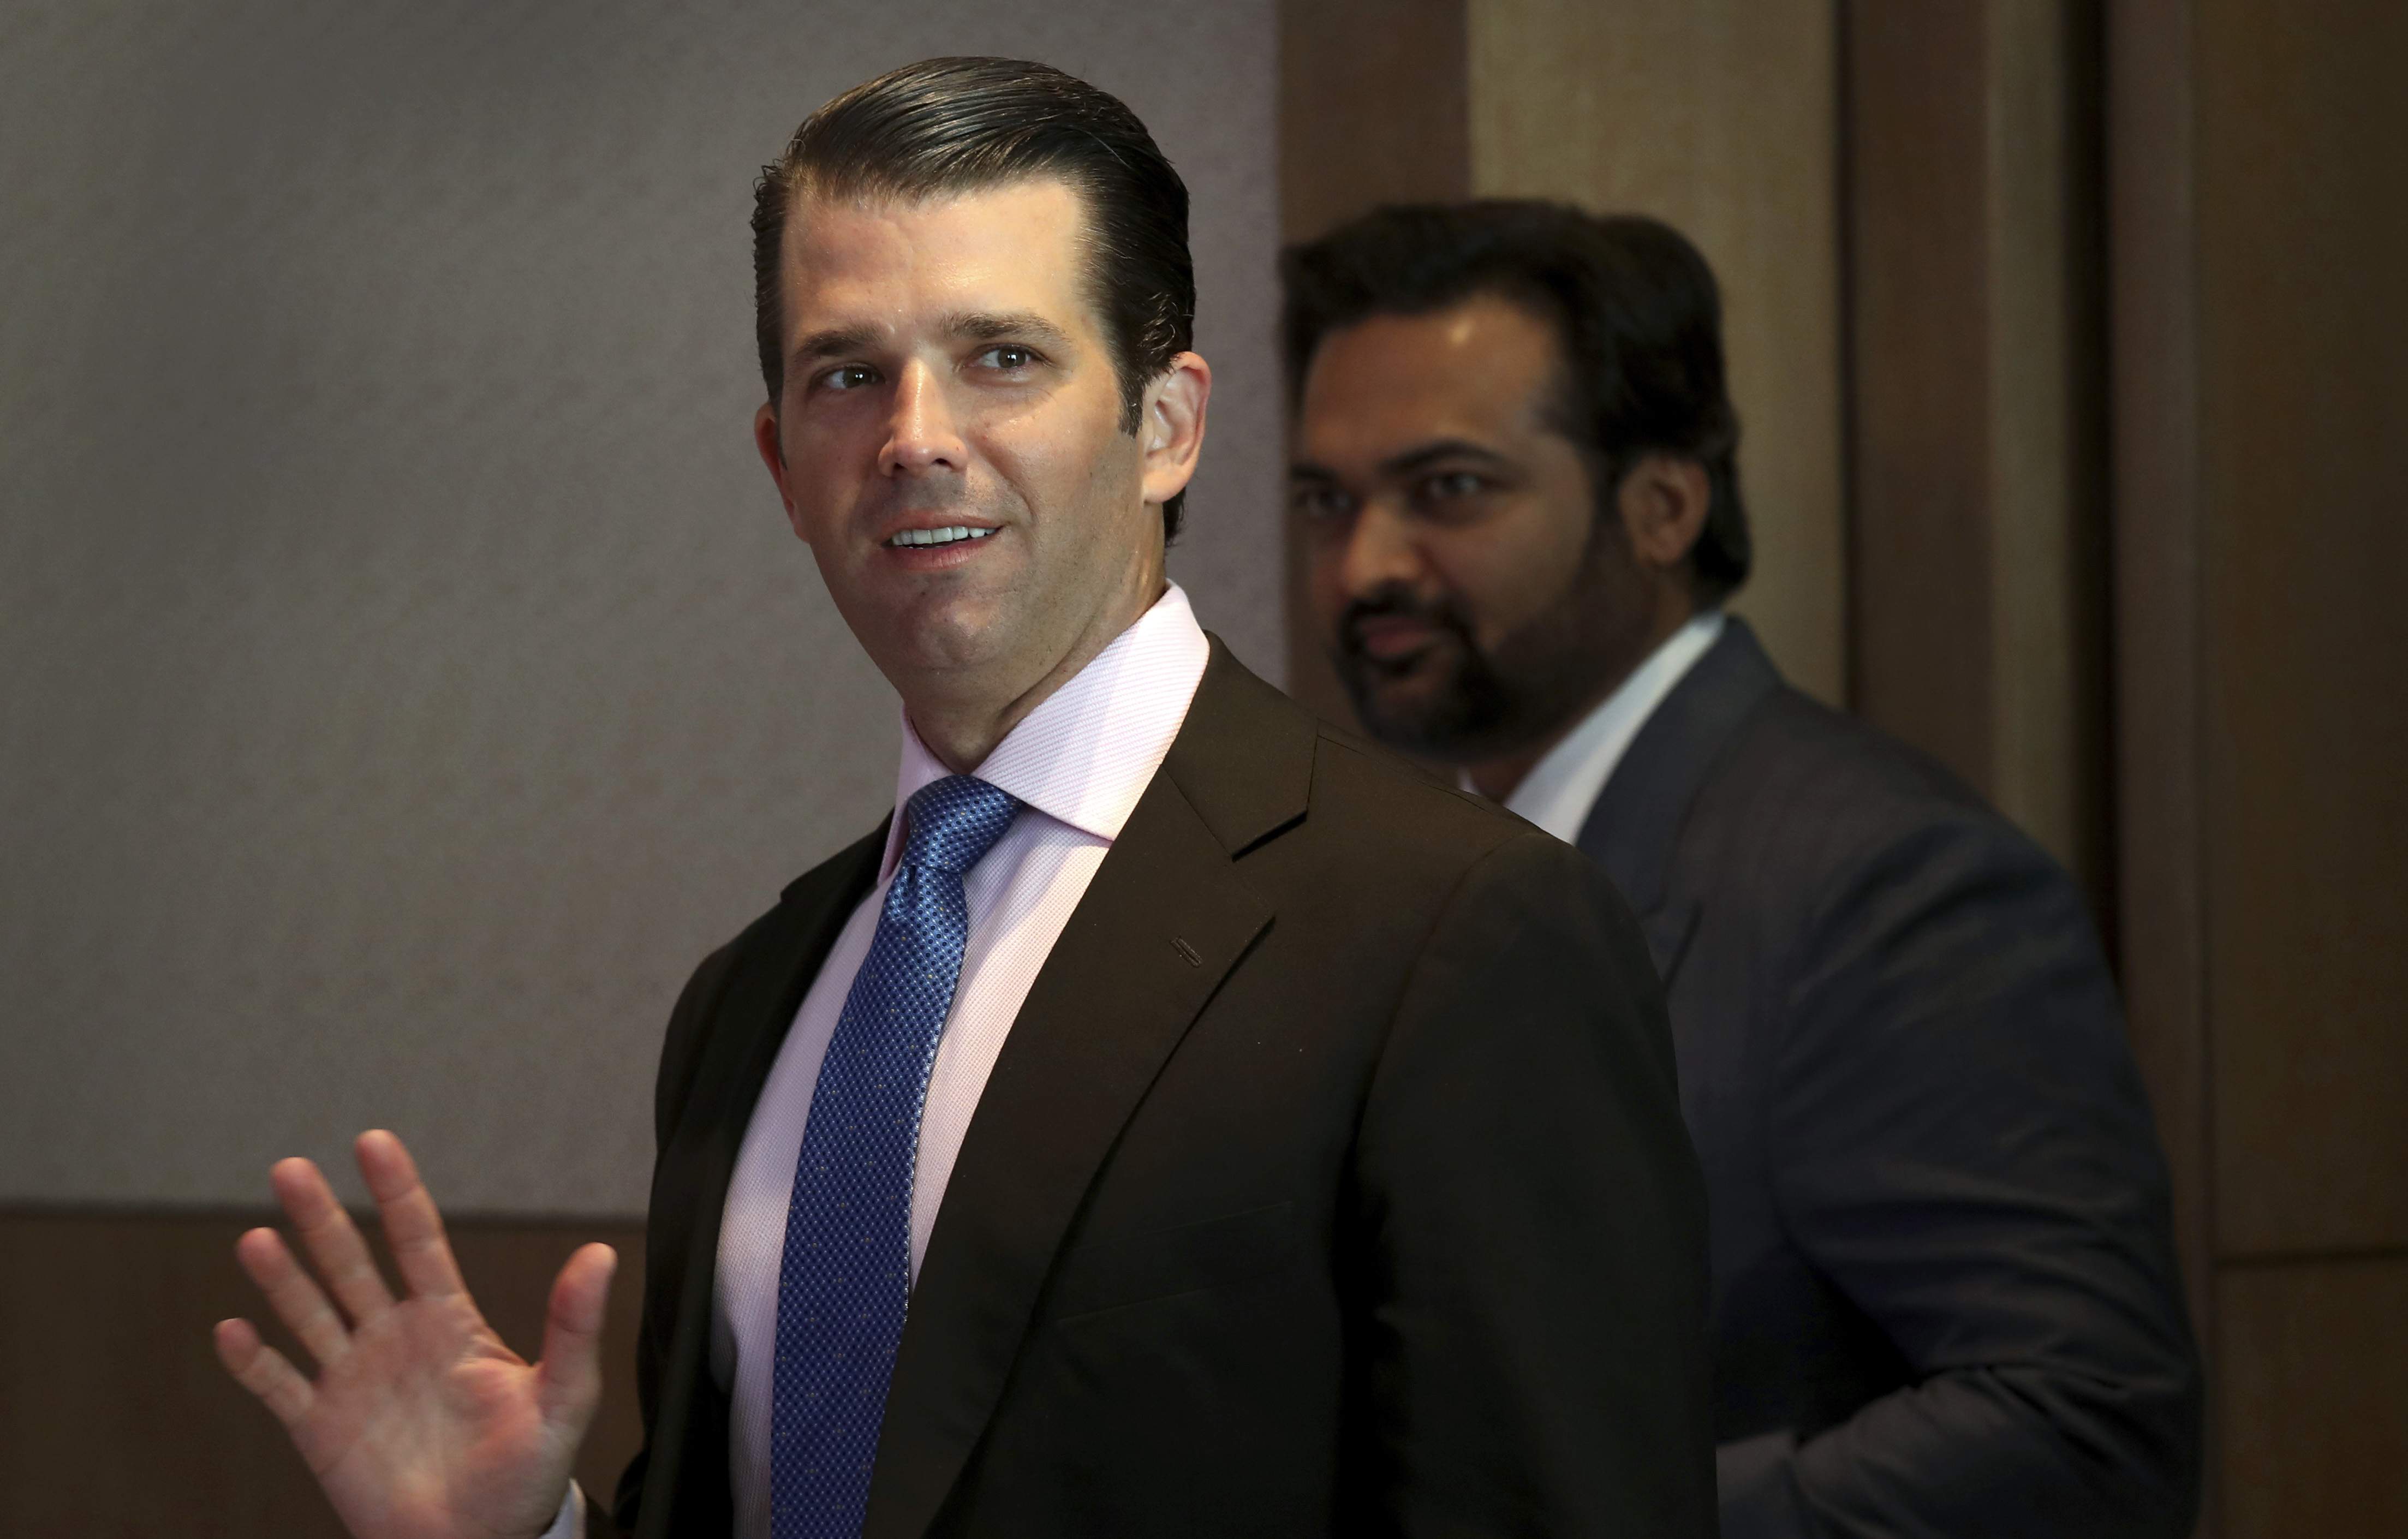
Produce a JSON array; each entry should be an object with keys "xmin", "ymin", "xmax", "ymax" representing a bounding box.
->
[{"xmin": 889, "ymin": 526, "xmax": 994, "ymax": 547}]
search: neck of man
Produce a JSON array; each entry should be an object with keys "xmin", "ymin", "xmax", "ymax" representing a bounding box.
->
[
  {"xmin": 905, "ymin": 566, "xmax": 1170, "ymax": 776},
  {"xmin": 1461, "ymin": 583, "xmax": 1698, "ymax": 805}
]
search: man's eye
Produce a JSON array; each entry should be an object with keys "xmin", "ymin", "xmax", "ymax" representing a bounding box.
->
[
  {"xmin": 1421, "ymin": 471, "xmax": 1488, "ymax": 500},
  {"xmin": 978, "ymin": 345, "xmax": 1037, "ymax": 371},
  {"xmin": 1291, "ymin": 485, "xmax": 1352, "ymax": 523},
  {"xmin": 821, "ymin": 364, "xmax": 877, "ymax": 391}
]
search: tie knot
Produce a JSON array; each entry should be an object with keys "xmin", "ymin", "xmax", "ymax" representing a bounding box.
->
[{"xmin": 899, "ymin": 776, "xmax": 1019, "ymax": 875}]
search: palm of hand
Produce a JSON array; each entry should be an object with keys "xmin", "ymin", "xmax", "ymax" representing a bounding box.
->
[
  {"xmin": 299, "ymin": 1294, "xmax": 573, "ymax": 1539},
  {"xmin": 215, "ymin": 1133, "xmax": 615, "ymax": 1539}
]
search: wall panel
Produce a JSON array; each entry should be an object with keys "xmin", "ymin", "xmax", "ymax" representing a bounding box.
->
[
  {"xmin": 1846, "ymin": 0, "xmax": 2108, "ymax": 888},
  {"xmin": 2218, "ymin": 1258, "xmax": 2408, "ymax": 1538},
  {"xmin": 1844, "ymin": 2, "xmax": 1994, "ymax": 782},
  {"xmin": 1986, "ymin": 0, "xmax": 2111, "ymax": 895},
  {"xmin": 2195, "ymin": 0, "xmax": 2408, "ymax": 1258},
  {"xmin": 0, "ymin": 1208, "xmax": 648, "ymax": 1535},
  {"xmin": 1277, "ymin": 0, "xmax": 1472, "ymax": 721},
  {"xmin": 2113, "ymin": 0, "xmax": 2408, "ymax": 1529},
  {"xmin": 2107, "ymin": 0, "xmax": 2213, "ymax": 1384}
]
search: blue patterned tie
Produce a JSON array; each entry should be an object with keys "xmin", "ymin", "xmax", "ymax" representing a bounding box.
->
[{"xmin": 769, "ymin": 774, "xmax": 1020, "ymax": 1538}]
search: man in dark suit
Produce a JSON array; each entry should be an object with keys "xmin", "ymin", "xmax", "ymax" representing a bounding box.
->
[
  {"xmin": 214, "ymin": 62, "xmax": 1715, "ymax": 1539},
  {"xmin": 1284, "ymin": 202, "xmax": 2203, "ymax": 1537}
]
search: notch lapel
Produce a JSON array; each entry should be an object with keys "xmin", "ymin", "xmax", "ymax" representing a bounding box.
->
[
  {"xmin": 1574, "ymin": 618, "xmax": 1783, "ymax": 990},
  {"xmin": 635, "ymin": 825, "xmax": 886, "ymax": 1539},
  {"xmin": 1641, "ymin": 902, "xmax": 1705, "ymax": 991},
  {"xmin": 862, "ymin": 642, "xmax": 1313, "ymax": 1539}
]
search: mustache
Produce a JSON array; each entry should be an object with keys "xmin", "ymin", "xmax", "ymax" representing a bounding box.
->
[
  {"xmin": 865, "ymin": 485, "xmax": 984, "ymax": 520},
  {"xmin": 856, "ymin": 467, "xmax": 1006, "ymax": 517},
  {"xmin": 1337, "ymin": 585, "xmax": 1474, "ymax": 659}
]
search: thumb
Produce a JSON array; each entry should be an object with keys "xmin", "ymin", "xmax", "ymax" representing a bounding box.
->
[{"xmin": 535, "ymin": 1242, "xmax": 617, "ymax": 1434}]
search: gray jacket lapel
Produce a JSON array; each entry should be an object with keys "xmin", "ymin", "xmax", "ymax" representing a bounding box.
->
[{"xmin": 1573, "ymin": 617, "xmax": 1783, "ymax": 986}]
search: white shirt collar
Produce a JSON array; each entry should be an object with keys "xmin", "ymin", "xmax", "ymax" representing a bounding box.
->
[
  {"xmin": 1498, "ymin": 610, "xmax": 1726, "ymax": 844},
  {"xmin": 881, "ymin": 582, "xmax": 1211, "ymax": 878}
]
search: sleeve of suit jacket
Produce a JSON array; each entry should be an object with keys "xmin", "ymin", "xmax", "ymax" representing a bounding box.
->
[
  {"xmin": 1349, "ymin": 827, "xmax": 1718, "ymax": 1537},
  {"xmin": 1721, "ymin": 809, "xmax": 2202, "ymax": 1538}
]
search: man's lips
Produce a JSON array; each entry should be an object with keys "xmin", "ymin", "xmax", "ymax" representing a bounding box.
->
[
  {"xmin": 879, "ymin": 521, "xmax": 998, "ymax": 549},
  {"xmin": 1349, "ymin": 615, "xmax": 1447, "ymax": 664},
  {"xmin": 872, "ymin": 519, "xmax": 1003, "ymax": 569}
]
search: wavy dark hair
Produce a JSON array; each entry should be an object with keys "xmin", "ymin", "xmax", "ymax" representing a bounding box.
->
[
  {"xmin": 753, "ymin": 58, "xmax": 1197, "ymax": 541},
  {"xmin": 1282, "ymin": 201, "xmax": 1749, "ymax": 599}
]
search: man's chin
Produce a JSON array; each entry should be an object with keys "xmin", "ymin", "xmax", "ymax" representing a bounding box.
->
[
  {"xmin": 1344, "ymin": 678, "xmax": 1474, "ymax": 760},
  {"xmin": 1341, "ymin": 655, "xmax": 1543, "ymax": 763},
  {"xmin": 851, "ymin": 588, "xmax": 1017, "ymax": 680}
]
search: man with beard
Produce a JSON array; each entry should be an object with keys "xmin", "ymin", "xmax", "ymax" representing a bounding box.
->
[
  {"xmin": 1284, "ymin": 202, "xmax": 2202, "ymax": 1538},
  {"xmin": 212, "ymin": 65, "xmax": 1714, "ymax": 1539}
]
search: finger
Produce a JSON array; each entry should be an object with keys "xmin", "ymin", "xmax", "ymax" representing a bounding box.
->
[
  {"xmin": 214, "ymin": 1317, "xmax": 317, "ymax": 1433},
  {"xmin": 355, "ymin": 1129, "xmax": 468, "ymax": 1301},
  {"xmin": 233, "ymin": 1226, "xmax": 351, "ymax": 1369},
  {"xmin": 270, "ymin": 1155, "xmax": 396, "ymax": 1325},
  {"xmin": 535, "ymin": 1243, "xmax": 617, "ymax": 1433}
]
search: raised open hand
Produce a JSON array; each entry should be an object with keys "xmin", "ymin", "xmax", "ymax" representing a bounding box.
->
[{"xmin": 214, "ymin": 1130, "xmax": 616, "ymax": 1539}]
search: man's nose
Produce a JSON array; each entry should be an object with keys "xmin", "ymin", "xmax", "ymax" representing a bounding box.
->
[
  {"xmin": 1336, "ymin": 500, "xmax": 1429, "ymax": 597},
  {"xmin": 880, "ymin": 360, "xmax": 968, "ymax": 476}
]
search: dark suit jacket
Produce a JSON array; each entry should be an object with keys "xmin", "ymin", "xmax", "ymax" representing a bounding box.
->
[
  {"xmin": 603, "ymin": 639, "xmax": 1716, "ymax": 1538},
  {"xmin": 1574, "ymin": 617, "xmax": 2201, "ymax": 1538}
]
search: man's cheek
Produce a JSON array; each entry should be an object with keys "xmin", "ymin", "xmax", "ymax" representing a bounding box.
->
[
  {"xmin": 1305, "ymin": 564, "xmax": 1350, "ymax": 639},
  {"xmin": 1457, "ymin": 565, "xmax": 1557, "ymax": 657}
]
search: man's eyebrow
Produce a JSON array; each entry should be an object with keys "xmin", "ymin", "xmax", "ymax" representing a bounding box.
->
[
  {"xmin": 1381, "ymin": 439, "xmax": 1516, "ymax": 478},
  {"xmin": 1288, "ymin": 441, "xmax": 1517, "ymax": 484},
  {"xmin": 789, "ymin": 324, "xmax": 884, "ymax": 366},
  {"xmin": 945, "ymin": 311, "xmax": 1075, "ymax": 349}
]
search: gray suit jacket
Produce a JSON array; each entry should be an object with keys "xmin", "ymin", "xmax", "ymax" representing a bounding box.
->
[{"xmin": 1575, "ymin": 617, "xmax": 2201, "ymax": 1538}]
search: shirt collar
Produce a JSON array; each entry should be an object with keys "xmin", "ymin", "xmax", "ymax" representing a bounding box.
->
[
  {"xmin": 1498, "ymin": 609, "xmax": 1726, "ymax": 844},
  {"xmin": 880, "ymin": 582, "xmax": 1212, "ymax": 878}
]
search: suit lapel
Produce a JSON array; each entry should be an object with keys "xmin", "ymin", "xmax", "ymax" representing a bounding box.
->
[
  {"xmin": 636, "ymin": 825, "xmax": 886, "ymax": 1539},
  {"xmin": 863, "ymin": 641, "xmax": 1313, "ymax": 1539},
  {"xmin": 1641, "ymin": 901, "xmax": 1705, "ymax": 989},
  {"xmin": 1574, "ymin": 618, "xmax": 1783, "ymax": 989}
]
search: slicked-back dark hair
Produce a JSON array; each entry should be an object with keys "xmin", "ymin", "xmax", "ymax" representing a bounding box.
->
[
  {"xmin": 1282, "ymin": 201, "xmax": 1750, "ymax": 600},
  {"xmin": 754, "ymin": 57, "xmax": 1197, "ymax": 541}
]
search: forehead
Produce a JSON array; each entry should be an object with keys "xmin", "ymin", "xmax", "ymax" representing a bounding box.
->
[
  {"xmin": 778, "ymin": 178, "xmax": 1095, "ymax": 334},
  {"xmin": 1296, "ymin": 295, "xmax": 1566, "ymax": 459}
]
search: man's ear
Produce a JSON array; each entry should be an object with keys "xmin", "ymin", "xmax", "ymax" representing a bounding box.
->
[
  {"xmin": 1615, "ymin": 453, "xmax": 1712, "ymax": 575},
  {"xmin": 1140, "ymin": 351, "xmax": 1212, "ymax": 508},
  {"xmin": 753, "ymin": 401, "xmax": 806, "ymax": 541}
]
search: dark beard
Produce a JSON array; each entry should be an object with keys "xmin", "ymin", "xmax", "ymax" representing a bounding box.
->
[
  {"xmin": 1328, "ymin": 532, "xmax": 1650, "ymax": 765},
  {"xmin": 1330, "ymin": 586, "xmax": 1528, "ymax": 759}
]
